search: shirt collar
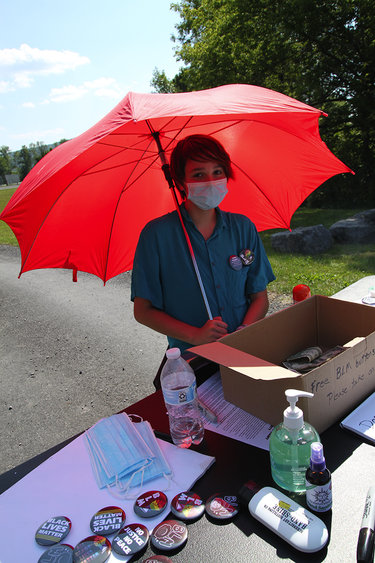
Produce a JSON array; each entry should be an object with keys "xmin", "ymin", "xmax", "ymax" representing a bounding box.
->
[{"xmin": 180, "ymin": 202, "xmax": 226, "ymax": 232}]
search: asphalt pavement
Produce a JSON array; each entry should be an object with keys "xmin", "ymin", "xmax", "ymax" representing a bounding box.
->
[{"xmin": 0, "ymin": 245, "xmax": 166, "ymax": 474}]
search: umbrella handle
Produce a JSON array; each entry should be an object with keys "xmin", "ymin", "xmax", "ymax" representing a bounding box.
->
[{"xmin": 150, "ymin": 129, "xmax": 213, "ymax": 321}]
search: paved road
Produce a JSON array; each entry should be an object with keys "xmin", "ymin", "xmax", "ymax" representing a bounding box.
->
[{"xmin": 0, "ymin": 245, "xmax": 166, "ymax": 474}]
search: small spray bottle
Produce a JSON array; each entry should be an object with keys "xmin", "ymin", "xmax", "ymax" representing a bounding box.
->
[
  {"xmin": 305, "ymin": 442, "xmax": 332, "ymax": 512},
  {"xmin": 269, "ymin": 389, "xmax": 320, "ymax": 494}
]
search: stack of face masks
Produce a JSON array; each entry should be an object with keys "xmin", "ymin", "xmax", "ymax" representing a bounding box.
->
[{"xmin": 84, "ymin": 413, "xmax": 172, "ymax": 497}]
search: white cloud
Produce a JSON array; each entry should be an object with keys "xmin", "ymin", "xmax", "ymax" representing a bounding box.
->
[
  {"xmin": 46, "ymin": 77, "xmax": 122, "ymax": 104},
  {"xmin": 0, "ymin": 81, "xmax": 14, "ymax": 94},
  {"xmin": 11, "ymin": 127, "xmax": 65, "ymax": 143},
  {"xmin": 22, "ymin": 102, "xmax": 36, "ymax": 108},
  {"xmin": 0, "ymin": 44, "xmax": 90, "ymax": 91}
]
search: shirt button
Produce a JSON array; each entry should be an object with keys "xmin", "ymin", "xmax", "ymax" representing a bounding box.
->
[{"xmin": 216, "ymin": 284, "xmax": 220, "ymax": 289}]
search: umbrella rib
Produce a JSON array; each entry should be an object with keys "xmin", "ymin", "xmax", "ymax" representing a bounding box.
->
[
  {"xmin": 102, "ymin": 136, "xmax": 158, "ymax": 283},
  {"xmin": 233, "ymin": 162, "xmax": 290, "ymax": 229}
]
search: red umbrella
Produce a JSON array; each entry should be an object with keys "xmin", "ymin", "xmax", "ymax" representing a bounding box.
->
[{"xmin": 1, "ymin": 84, "xmax": 352, "ymax": 284}]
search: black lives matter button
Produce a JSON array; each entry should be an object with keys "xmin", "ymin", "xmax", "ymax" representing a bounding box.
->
[
  {"xmin": 205, "ymin": 493, "xmax": 240, "ymax": 520},
  {"xmin": 134, "ymin": 490, "xmax": 168, "ymax": 518},
  {"xmin": 150, "ymin": 519, "xmax": 188, "ymax": 551},
  {"xmin": 171, "ymin": 491, "xmax": 205, "ymax": 520},
  {"xmin": 112, "ymin": 522, "xmax": 149, "ymax": 557},
  {"xmin": 38, "ymin": 544, "xmax": 74, "ymax": 563},
  {"xmin": 35, "ymin": 516, "xmax": 72, "ymax": 546},
  {"xmin": 72, "ymin": 535, "xmax": 111, "ymax": 563},
  {"xmin": 90, "ymin": 506, "xmax": 125, "ymax": 536}
]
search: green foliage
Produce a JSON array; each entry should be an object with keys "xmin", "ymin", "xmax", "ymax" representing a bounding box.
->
[
  {"xmin": 0, "ymin": 146, "xmax": 12, "ymax": 184},
  {"xmin": 0, "ymin": 188, "xmax": 17, "ymax": 245},
  {"xmin": 158, "ymin": 0, "xmax": 375, "ymax": 207},
  {"xmin": 16, "ymin": 145, "xmax": 33, "ymax": 181},
  {"xmin": 260, "ymin": 208, "xmax": 375, "ymax": 296}
]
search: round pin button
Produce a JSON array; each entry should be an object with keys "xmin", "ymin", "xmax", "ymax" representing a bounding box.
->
[
  {"xmin": 229, "ymin": 255, "xmax": 243, "ymax": 271},
  {"xmin": 73, "ymin": 535, "xmax": 111, "ymax": 563},
  {"xmin": 112, "ymin": 523, "xmax": 149, "ymax": 557},
  {"xmin": 142, "ymin": 556, "xmax": 173, "ymax": 563},
  {"xmin": 150, "ymin": 519, "xmax": 188, "ymax": 551},
  {"xmin": 171, "ymin": 491, "xmax": 205, "ymax": 521},
  {"xmin": 239, "ymin": 248, "xmax": 254, "ymax": 266},
  {"xmin": 35, "ymin": 516, "xmax": 72, "ymax": 546},
  {"xmin": 90, "ymin": 506, "xmax": 125, "ymax": 536},
  {"xmin": 38, "ymin": 544, "xmax": 74, "ymax": 563},
  {"xmin": 205, "ymin": 493, "xmax": 240, "ymax": 520},
  {"xmin": 134, "ymin": 490, "xmax": 168, "ymax": 519}
]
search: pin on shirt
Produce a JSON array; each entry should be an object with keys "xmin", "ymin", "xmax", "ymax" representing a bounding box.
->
[{"xmin": 229, "ymin": 249, "xmax": 254, "ymax": 270}]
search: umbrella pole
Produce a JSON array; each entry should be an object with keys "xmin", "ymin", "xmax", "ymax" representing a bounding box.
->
[{"xmin": 151, "ymin": 131, "xmax": 213, "ymax": 321}]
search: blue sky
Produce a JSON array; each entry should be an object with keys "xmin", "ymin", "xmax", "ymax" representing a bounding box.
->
[{"xmin": 0, "ymin": 0, "xmax": 181, "ymax": 151}]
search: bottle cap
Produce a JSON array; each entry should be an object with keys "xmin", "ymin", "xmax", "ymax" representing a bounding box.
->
[
  {"xmin": 166, "ymin": 348, "xmax": 181, "ymax": 360},
  {"xmin": 283, "ymin": 389, "xmax": 314, "ymax": 431},
  {"xmin": 293, "ymin": 284, "xmax": 311, "ymax": 303},
  {"xmin": 310, "ymin": 441, "xmax": 326, "ymax": 471}
]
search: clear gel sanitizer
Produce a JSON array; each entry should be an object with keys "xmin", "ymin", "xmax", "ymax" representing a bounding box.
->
[{"xmin": 269, "ymin": 389, "xmax": 320, "ymax": 494}]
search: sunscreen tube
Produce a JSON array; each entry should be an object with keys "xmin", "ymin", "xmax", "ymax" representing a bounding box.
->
[{"xmin": 246, "ymin": 484, "xmax": 328, "ymax": 553}]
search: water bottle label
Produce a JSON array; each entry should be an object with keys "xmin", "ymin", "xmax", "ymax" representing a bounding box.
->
[{"xmin": 162, "ymin": 381, "xmax": 197, "ymax": 406}]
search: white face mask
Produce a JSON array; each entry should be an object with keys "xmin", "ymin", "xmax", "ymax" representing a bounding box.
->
[{"xmin": 186, "ymin": 178, "xmax": 228, "ymax": 210}]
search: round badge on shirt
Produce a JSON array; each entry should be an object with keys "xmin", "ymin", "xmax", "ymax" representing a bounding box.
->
[
  {"xmin": 90, "ymin": 506, "xmax": 125, "ymax": 536},
  {"xmin": 35, "ymin": 516, "xmax": 72, "ymax": 546},
  {"xmin": 239, "ymin": 249, "xmax": 254, "ymax": 266},
  {"xmin": 229, "ymin": 255, "xmax": 243, "ymax": 271}
]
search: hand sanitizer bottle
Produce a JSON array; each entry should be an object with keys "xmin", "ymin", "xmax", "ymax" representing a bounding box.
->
[{"xmin": 269, "ymin": 389, "xmax": 320, "ymax": 494}]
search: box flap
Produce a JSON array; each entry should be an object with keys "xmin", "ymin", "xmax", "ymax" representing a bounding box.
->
[{"xmin": 190, "ymin": 342, "xmax": 300, "ymax": 381}]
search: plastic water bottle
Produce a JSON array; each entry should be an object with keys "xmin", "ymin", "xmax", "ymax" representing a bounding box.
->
[{"xmin": 160, "ymin": 348, "xmax": 204, "ymax": 448}]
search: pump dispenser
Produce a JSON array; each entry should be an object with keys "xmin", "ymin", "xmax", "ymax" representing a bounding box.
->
[{"xmin": 269, "ymin": 389, "xmax": 320, "ymax": 494}]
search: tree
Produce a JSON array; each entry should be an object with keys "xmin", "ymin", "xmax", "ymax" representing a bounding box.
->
[
  {"xmin": 16, "ymin": 145, "xmax": 32, "ymax": 181},
  {"xmin": 0, "ymin": 146, "xmax": 11, "ymax": 184},
  {"xmin": 155, "ymin": 0, "xmax": 375, "ymax": 206}
]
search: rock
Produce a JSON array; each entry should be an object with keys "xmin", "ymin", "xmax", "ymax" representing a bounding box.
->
[
  {"xmin": 271, "ymin": 224, "xmax": 333, "ymax": 254},
  {"xmin": 330, "ymin": 209, "xmax": 375, "ymax": 243}
]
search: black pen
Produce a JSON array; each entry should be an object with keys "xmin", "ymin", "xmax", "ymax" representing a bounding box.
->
[{"xmin": 357, "ymin": 486, "xmax": 375, "ymax": 562}]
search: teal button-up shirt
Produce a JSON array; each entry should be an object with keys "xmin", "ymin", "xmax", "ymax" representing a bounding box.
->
[{"xmin": 131, "ymin": 204, "xmax": 275, "ymax": 352}]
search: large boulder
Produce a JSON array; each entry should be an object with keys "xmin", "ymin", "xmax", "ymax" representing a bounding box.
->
[
  {"xmin": 330, "ymin": 209, "xmax": 375, "ymax": 243},
  {"xmin": 271, "ymin": 224, "xmax": 333, "ymax": 254}
]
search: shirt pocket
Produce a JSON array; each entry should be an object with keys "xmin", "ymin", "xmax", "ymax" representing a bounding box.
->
[{"xmin": 226, "ymin": 267, "xmax": 249, "ymax": 309}]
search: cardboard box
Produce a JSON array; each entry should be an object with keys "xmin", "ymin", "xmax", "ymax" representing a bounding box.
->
[{"xmin": 191, "ymin": 296, "xmax": 375, "ymax": 434}]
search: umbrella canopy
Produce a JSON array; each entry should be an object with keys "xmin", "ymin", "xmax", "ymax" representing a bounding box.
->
[{"xmin": 1, "ymin": 84, "xmax": 352, "ymax": 283}]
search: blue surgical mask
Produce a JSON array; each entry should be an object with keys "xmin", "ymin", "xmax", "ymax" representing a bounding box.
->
[
  {"xmin": 84, "ymin": 413, "xmax": 172, "ymax": 498},
  {"xmin": 187, "ymin": 178, "xmax": 228, "ymax": 210},
  {"xmin": 131, "ymin": 420, "xmax": 172, "ymax": 488}
]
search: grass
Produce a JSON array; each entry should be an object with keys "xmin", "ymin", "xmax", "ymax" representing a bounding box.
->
[
  {"xmin": 0, "ymin": 188, "xmax": 18, "ymax": 245},
  {"xmin": 261, "ymin": 208, "xmax": 375, "ymax": 296},
  {"xmin": 1, "ymin": 187, "xmax": 374, "ymax": 296}
]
